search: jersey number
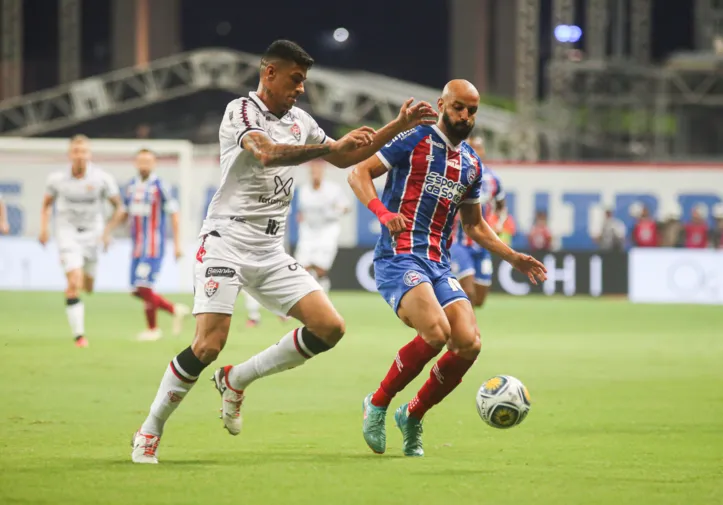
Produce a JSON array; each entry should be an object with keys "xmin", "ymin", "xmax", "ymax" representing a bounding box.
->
[
  {"xmin": 265, "ymin": 219, "xmax": 280, "ymax": 236},
  {"xmin": 448, "ymin": 278, "xmax": 463, "ymax": 292}
]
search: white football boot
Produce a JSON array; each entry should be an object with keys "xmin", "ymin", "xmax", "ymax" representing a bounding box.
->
[
  {"xmin": 172, "ymin": 303, "xmax": 190, "ymax": 336},
  {"xmin": 136, "ymin": 328, "xmax": 163, "ymax": 342},
  {"xmin": 131, "ymin": 431, "xmax": 160, "ymax": 464},
  {"xmin": 212, "ymin": 365, "xmax": 245, "ymax": 436}
]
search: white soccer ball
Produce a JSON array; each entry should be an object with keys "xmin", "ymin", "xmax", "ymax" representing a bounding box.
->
[{"xmin": 476, "ymin": 375, "xmax": 531, "ymax": 429}]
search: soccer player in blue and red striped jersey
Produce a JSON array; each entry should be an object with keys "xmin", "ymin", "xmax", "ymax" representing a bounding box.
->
[
  {"xmin": 116, "ymin": 149, "xmax": 190, "ymax": 341},
  {"xmin": 450, "ymin": 136, "xmax": 508, "ymax": 308},
  {"xmin": 348, "ymin": 80, "xmax": 546, "ymax": 457}
]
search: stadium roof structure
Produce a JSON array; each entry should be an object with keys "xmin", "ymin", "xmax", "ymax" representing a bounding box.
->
[{"xmin": 0, "ymin": 48, "xmax": 537, "ymax": 160}]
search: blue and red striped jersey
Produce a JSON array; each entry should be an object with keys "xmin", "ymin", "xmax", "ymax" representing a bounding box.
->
[
  {"xmin": 454, "ymin": 167, "xmax": 505, "ymax": 247},
  {"xmin": 374, "ymin": 125, "xmax": 484, "ymax": 265},
  {"xmin": 123, "ymin": 174, "xmax": 178, "ymax": 259}
]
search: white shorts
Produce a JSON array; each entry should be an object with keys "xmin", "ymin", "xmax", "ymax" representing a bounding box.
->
[
  {"xmin": 192, "ymin": 231, "xmax": 322, "ymax": 316},
  {"xmin": 294, "ymin": 237, "xmax": 339, "ymax": 271},
  {"xmin": 57, "ymin": 229, "xmax": 100, "ymax": 277}
]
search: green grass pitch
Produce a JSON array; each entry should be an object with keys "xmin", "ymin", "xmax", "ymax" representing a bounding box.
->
[{"xmin": 0, "ymin": 291, "xmax": 721, "ymax": 505}]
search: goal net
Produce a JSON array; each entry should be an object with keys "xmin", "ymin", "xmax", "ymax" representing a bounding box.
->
[{"xmin": 0, "ymin": 137, "xmax": 198, "ymax": 293}]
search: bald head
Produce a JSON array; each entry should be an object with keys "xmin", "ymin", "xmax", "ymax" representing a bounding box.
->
[
  {"xmin": 441, "ymin": 79, "xmax": 480, "ymax": 103},
  {"xmin": 438, "ymin": 79, "xmax": 479, "ymax": 143}
]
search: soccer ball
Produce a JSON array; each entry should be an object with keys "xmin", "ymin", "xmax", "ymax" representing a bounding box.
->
[{"xmin": 476, "ymin": 375, "xmax": 531, "ymax": 429}]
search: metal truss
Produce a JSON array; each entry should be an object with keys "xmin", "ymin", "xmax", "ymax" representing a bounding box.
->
[{"xmin": 0, "ymin": 49, "xmax": 531, "ymax": 159}]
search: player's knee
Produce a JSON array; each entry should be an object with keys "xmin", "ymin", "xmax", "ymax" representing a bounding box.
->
[
  {"xmin": 192, "ymin": 316, "xmax": 231, "ymax": 364},
  {"xmin": 421, "ymin": 317, "xmax": 451, "ymax": 349},
  {"xmin": 309, "ymin": 313, "xmax": 345, "ymax": 346},
  {"xmin": 456, "ymin": 330, "xmax": 482, "ymax": 360}
]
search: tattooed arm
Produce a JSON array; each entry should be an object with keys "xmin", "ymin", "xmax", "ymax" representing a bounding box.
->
[{"xmin": 242, "ymin": 131, "xmax": 334, "ymax": 167}]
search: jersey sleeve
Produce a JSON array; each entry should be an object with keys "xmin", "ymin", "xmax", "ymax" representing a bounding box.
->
[
  {"xmin": 376, "ymin": 129, "xmax": 417, "ymax": 170},
  {"xmin": 158, "ymin": 180, "xmax": 179, "ymax": 214},
  {"xmin": 301, "ymin": 111, "xmax": 327, "ymax": 145},
  {"xmin": 225, "ymin": 98, "xmax": 266, "ymax": 149},
  {"xmin": 463, "ymin": 158, "xmax": 484, "ymax": 205},
  {"xmin": 122, "ymin": 181, "xmax": 133, "ymax": 208},
  {"xmin": 45, "ymin": 173, "xmax": 60, "ymax": 198},
  {"xmin": 102, "ymin": 172, "xmax": 120, "ymax": 199}
]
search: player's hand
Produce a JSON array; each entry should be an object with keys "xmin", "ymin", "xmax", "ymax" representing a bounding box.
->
[
  {"xmin": 396, "ymin": 98, "xmax": 438, "ymax": 130},
  {"xmin": 175, "ymin": 244, "xmax": 183, "ymax": 260},
  {"xmin": 510, "ymin": 253, "xmax": 547, "ymax": 285},
  {"xmin": 0, "ymin": 221, "xmax": 9, "ymax": 235},
  {"xmin": 381, "ymin": 212, "xmax": 410, "ymax": 237},
  {"xmin": 101, "ymin": 233, "xmax": 112, "ymax": 252},
  {"xmin": 331, "ymin": 126, "xmax": 376, "ymax": 154},
  {"xmin": 38, "ymin": 229, "xmax": 49, "ymax": 246}
]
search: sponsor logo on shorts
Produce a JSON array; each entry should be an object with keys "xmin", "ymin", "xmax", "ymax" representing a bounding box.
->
[
  {"xmin": 205, "ymin": 267, "xmax": 235, "ymax": 277},
  {"xmin": 403, "ymin": 270, "xmax": 423, "ymax": 287},
  {"xmin": 204, "ymin": 279, "xmax": 219, "ymax": 297}
]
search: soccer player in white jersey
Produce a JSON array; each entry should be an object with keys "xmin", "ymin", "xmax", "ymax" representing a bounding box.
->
[
  {"xmin": 295, "ymin": 159, "xmax": 350, "ymax": 291},
  {"xmin": 39, "ymin": 135, "xmax": 125, "ymax": 348},
  {"xmin": 0, "ymin": 193, "xmax": 9, "ymax": 234},
  {"xmin": 131, "ymin": 39, "xmax": 437, "ymax": 463}
]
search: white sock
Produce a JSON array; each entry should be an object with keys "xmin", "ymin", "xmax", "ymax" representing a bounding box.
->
[
  {"xmin": 227, "ymin": 327, "xmax": 329, "ymax": 391},
  {"xmin": 244, "ymin": 291, "xmax": 261, "ymax": 321},
  {"xmin": 319, "ymin": 276, "xmax": 331, "ymax": 292},
  {"xmin": 140, "ymin": 350, "xmax": 203, "ymax": 436},
  {"xmin": 65, "ymin": 299, "xmax": 85, "ymax": 338}
]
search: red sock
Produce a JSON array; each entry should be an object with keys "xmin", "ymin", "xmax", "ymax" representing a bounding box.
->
[
  {"xmin": 408, "ymin": 351, "xmax": 476, "ymax": 420},
  {"xmin": 153, "ymin": 293, "xmax": 175, "ymax": 314},
  {"xmin": 134, "ymin": 288, "xmax": 158, "ymax": 329},
  {"xmin": 371, "ymin": 335, "xmax": 441, "ymax": 408}
]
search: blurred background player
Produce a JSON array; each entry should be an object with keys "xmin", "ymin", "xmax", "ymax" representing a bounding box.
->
[
  {"xmin": 349, "ymin": 80, "xmax": 546, "ymax": 457},
  {"xmin": 527, "ymin": 210, "xmax": 553, "ymax": 252},
  {"xmin": 38, "ymin": 135, "xmax": 124, "ymax": 347},
  {"xmin": 630, "ymin": 203, "xmax": 659, "ymax": 247},
  {"xmin": 684, "ymin": 203, "xmax": 709, "ymax": 248},
  {"xmin": 449, "ymin": 136, "xmax": 508, "ymax": 308},
  {"xmin": 294, "ymin": 159, "xmax": 350, "ymax": 292},
  {"xmin": 105, "ymin": 149, "xmax": 190, "ymax": 341},
  {"xmin": 711, "ymin": 203, "xmax": 723, "ymax": 249},
  {"xmin": 0, "ymin": 193, "xmax": 9, "ymax": 234}
]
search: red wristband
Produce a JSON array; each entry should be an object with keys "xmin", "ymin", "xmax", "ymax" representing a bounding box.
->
[{"xmin": 367, "ymin": 198, "xmax": 394, "ymax": 224}]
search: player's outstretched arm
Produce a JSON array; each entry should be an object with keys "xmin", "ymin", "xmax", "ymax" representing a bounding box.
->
[
  {"xmin": 459, "ymin": 203, "xmax": 547, "ymax": 285},
  {"xmin": 242, "ymin": 131, "xmax": 374, "ymax": 168},
  {"xmin": 170, "ymin": 211, "xmax": 182, "ymax": 259},
  {"xmin": 348, "ymin": 156, "xmax": 409, "ymax": 236},
  {"xmin": 325, "ymin": 99, "xmax": 437, "ymax": 169}
]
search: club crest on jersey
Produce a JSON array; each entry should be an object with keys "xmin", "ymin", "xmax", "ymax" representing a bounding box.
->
[
  {"xmin": 403, "ymin": 270, "xmax": 423, "ymax": 287},
  {"xmin": 204, "ymin": 279, "xmax": 219, "ymax": 297},
  {"xmin": 467, "ymin": 166, "xmax": 477, "ymax": 184},
  {"xmin": 290, "ymin": 122, "xmax": 301, "ymax": 141}
]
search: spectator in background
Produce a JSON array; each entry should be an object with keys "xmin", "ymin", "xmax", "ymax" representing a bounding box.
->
[
  {"xmin": 528, "ymin": 210, "xmax": 552, "ymax": 252},
  {"xmin": 660, "ymin": 206, "xmax": 685, "ymax": 247},
  {"xmin": 0, "ymin": 193, "xmax": 9, "ymax": 234},
  {"xmin": 684, "ymin": 204, "xmax": 709, "ymax": 249},
  {"xmin": 710, "ymin": 204, "xmax": 723, "ymax": 249},
  {"xmin": 630, "ymin": 203, "xmax": 658, "ymax": 247},
  {"xmin": 596, "ymin": 208, "xmax": 626, "ymax": 251}
]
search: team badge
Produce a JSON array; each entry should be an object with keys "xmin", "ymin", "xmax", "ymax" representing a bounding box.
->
[
  {"xmin": 290, "ymin": 122, "xmax": 301, "ymax": 141},
  {"xmin": 467, "ymin": 166, "xmax": 477, "ymax": 184},
  {"xmin": 403, "ymin": 270, "xmax": 423, "ymax": 287},
  {"xmin": 204, "ymin": 279, "xmax": 219, "ymax": 297}
]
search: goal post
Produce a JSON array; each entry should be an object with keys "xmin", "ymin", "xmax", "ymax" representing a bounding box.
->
[{"xmin": 0, "ymin": 137, "xmax": 197, "ymax": 293}]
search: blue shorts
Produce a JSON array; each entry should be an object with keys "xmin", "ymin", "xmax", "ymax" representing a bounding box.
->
[
  {"xmin": 374, "ymin": 254, "xmax": 468, "ymax": 315},
  {"xmin": 130, "ymin": 256, "xmax": 162, "ymax": 288},
  {"xmin": 450, "ymin": 244, "xmax": 493, "ymax": 286}
]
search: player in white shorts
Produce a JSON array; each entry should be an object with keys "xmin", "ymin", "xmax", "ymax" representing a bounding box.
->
[
  {"xmin": 294, "ymin": 159, "xmax": 350, "ymax": 291},
  {"xmin": 39, "ymin": 135, "xmax": 125, "ymax": 347},
  {"xmin": 131, "ymin": 39, "xmax": 437, "ymax": 463}
]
